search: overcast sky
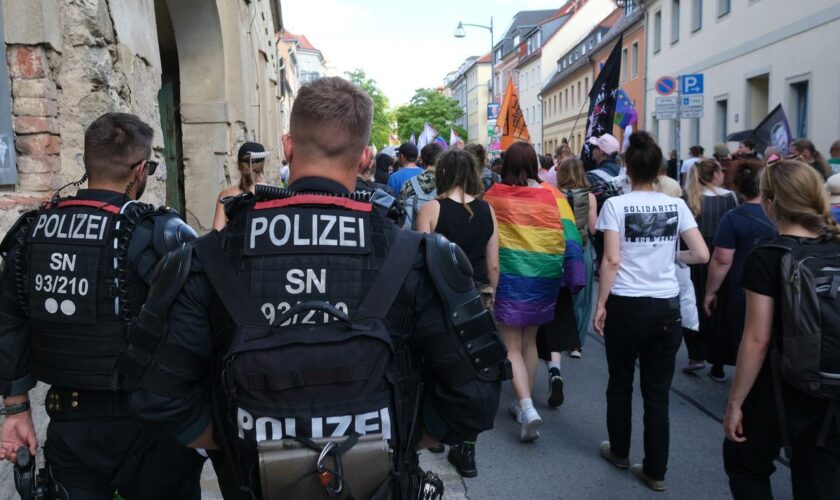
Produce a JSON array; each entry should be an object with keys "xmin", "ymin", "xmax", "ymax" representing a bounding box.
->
[{"xmin": 282, "ymin": 0, "xmax": 564, "ymax": 106}]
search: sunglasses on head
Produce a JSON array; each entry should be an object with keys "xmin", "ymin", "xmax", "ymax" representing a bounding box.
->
[
  {"xmin": 766, "ymin": 153, "xmax": 802, "ymax": 168},
  {"xmin": 130, "ymin": 158, "xmax": 159, "ymax": 176}
]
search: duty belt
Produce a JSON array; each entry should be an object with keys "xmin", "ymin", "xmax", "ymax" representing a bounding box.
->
[{"xmin": 45, "ymin": 387, "xmax": 134, "ymax": 421}]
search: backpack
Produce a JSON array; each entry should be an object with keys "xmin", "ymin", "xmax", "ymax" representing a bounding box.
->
[
  {"xmin": 193, "ymin": 228, "xmax": 424, "ymax": 499},
  {"xmin": 403, "ymin": 175, "xmax": 436, "ymax": 229},
  {"xmin": 760, "ymin": 235, "xmax": 840, "ymax": 401},
  {"xmin": 563, "ymin": 187, "xmax": 592, "ymax": 241}
]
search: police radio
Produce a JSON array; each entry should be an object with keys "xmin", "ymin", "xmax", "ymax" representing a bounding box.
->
[{"xmin": 13, "ymin": 447, "xmax": 49, "ymax": 500}]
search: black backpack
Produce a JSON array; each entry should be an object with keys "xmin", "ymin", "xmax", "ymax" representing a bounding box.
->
[
  {"xmin": 193, "ymin": 228, "xmax": 424, "ymax": 498},
  {"xmin": 761, "ymin": 235, "xmax": 840, "ymax": 400}
]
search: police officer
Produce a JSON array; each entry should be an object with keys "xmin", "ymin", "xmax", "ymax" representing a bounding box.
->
[
  {"xmin": 127, "ymin": 77, "xmax": 507, "ymax": 499},
  {"xmin": 0, "ymin": 112, "xmax": 204, "ymax": 498}
]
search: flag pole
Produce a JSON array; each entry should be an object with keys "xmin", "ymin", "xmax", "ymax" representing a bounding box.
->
[{"xmin": 567, "ymin": 95, "xmax": 590, "ymax": 148}]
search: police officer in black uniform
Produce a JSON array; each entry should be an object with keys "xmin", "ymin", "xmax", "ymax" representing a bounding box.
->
[
  {"xmin": 0, "ymin": 112, "xmax": 204, "ymax": 498},
  {"xmin": 126, "ymin": 77, "xmax": 507, "ymax": 499}
]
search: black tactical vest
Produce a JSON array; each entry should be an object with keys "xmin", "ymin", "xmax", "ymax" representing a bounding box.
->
[
  {"xmin": 21, "ymin": 198, "xmax": 146, "ymax": 390},
  {"xmin": 216, "ymin": 192, "xmax": 423, "ymax": 494}
]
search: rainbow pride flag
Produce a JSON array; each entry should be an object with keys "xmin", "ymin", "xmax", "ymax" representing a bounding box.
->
[{"xmin": 484, "ymin": 182, "xmax": 584, "ymax": 326}]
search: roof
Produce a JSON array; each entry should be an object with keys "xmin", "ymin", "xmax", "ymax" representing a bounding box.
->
[
  {"xmin": 517, "ymin": 14, "xmax": 573, "ymax": 68},
  {"xmin": 540, "ymin": 8, "xmax": 636, "ymax": 95},
  {"xmin": 281, "ymin": 31, "xmax": 320, "ymax": 53},
  {"xmin": 477, "ymin": 52, "xmax": 492, "ymax": 64},
  {"xmin": 494, "ymin": 9, "xmax": 558, "ymax": 58}
]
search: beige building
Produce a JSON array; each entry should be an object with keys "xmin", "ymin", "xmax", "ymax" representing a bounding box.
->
[
  {"xmin": 643, "ymin": 0, "xmax": 840, "ymax": 157},
  {"xmin": 0, "ymin": 0, "xmax": 285, "ymax": 237},
  {"xmin": 276, "ymin": 31, "xmax": 301, "ymax": 136},
  {"xmin": 542, "ymin": 62, "xmax": 594, "ymax": 154},
  {"xmin": 465, "ymin": 53, "xmax": 492, "ymax": 146}
]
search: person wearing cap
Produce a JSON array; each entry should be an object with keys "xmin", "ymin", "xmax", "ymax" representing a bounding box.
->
[
  {"xmin": 585, "ymin": 133, "xmax": 622, "ymax": 187},
  {"xmin": 387, "ymin": 142, "xmax": 422, "ymax": 193},
  {"xmin": 713, "ymin": 144, "xmax": 734, "ymax": 189},
  {"xmin": 213, "ymin": 141, "xmax": 267, "ymax": 230},
  {"xmin": 828, "ymin": 173, "xmax": 840, "ymax": 223}
]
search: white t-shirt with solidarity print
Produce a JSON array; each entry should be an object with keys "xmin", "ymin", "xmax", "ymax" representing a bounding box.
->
[{"xmin": 596, "ymin": 191, "xmax": 698, "ymax": 299}]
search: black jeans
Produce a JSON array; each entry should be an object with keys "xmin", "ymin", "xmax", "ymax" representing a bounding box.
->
[
  {"xmin": 724, "ymin": 364, "xmax": 840, "ymax": 500},
  {"xmin": 45, "ymin": 419, "xmax": 205, "ymax": 499},
  {"xmin": 604, "ymin": 295, "xmax": 682, "ymax": 481}
]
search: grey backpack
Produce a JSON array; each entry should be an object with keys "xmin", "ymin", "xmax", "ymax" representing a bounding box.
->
[{"xmin": 403, "ymin": 175, "xmax": 436, "ymax": 230}]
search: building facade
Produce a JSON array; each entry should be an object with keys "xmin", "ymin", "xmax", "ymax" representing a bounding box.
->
[
  {"xmin": 444, "ymin": 57, "xmax": 476, "ymax": 135},
  {"xmin": 492, "ymin": 10, "xmax": 556, "ymax": 101},
  {"xmin": 0, "ymin": 0, "xmax": 285, "ymax": 239},
  {"xmin": 465, "ymin": 53, "xmax": 492, "ymax": 146},
  {"xmin": 643, "ymin": 0, "xmax": 840, "ymax": 157},
  {"xmin": 283, "ymin": 32, "xmax": 326, "ymax": 85},
  {"xmin": 276, "ymin": 30, "xmax": 301, "ymax": 136}
]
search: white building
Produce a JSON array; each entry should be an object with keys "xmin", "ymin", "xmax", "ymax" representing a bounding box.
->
[
  {"xmin": 444, "ymin": 57, "xmax": 477, "ymax": 134},
  {"xmin": 643, "ymin": 0, "xmax": 840, "ymax": 157},
  {"xmin": 282, "ymin": 32, "xmax": 327, "ymax": 85}
]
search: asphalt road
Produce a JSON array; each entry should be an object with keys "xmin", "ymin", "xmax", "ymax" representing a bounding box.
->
[{"xmin": 461, "ymin": 331, "xmax": 793, "ymax": 500}]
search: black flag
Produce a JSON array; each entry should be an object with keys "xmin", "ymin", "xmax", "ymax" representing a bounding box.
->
[{"xmin": 580, "ymin": 34, "xmax": 623, "ymax": 170}]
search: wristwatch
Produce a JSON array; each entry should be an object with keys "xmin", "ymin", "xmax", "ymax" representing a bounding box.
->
[{"xmin": 0, "ymin": 401, "xmax": 31, "ymax": 416}]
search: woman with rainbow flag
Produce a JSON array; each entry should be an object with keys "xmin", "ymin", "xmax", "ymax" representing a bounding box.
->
[{"xmin": 484, "ymin": 142, "xmax": 585, "ymax": 442}]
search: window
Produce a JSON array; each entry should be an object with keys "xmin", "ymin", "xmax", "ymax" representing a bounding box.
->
[
  {"xmin": 718, "ymin": 0, "xmax": 731, "ymax": 17},
  {"xmin": 692, "ymin": 0, "xmax": 703, "ymax": 32},
  {"xmin": 585, "ymin": 77, "xmax": 589, "ymax": 92},
  {"xmin": 621, "ymin": 48, "xmax": 628, "ymax": 82},
  {"xmin": 652, "ymin": 116, "xmax": 660, "ymax": 142},
  {"xmin": 715, "ymin": 99, "xmax": 728, "ymax": 143},
  {"xmin": 577, "ymin": 82, "xmax": 582, "ymax": 106},
  {"xmin": 790, "ymin": 80, "xmax": 809, "ymax": 138},
  {"xmin": 562, "ymin": 59, "xmax": 567, "ymax": 69},
  {"xmin": 671, "ymin": 0, "xmax": 681, "ymax": 44},
  {"xmin": 513, "ymin": 34, "xmax": 520, "ymax": 47},
  {"xmin": 631, "ymin": 42, "xmax": 639, "ymax": 78},
  {"xmin": 533, "ymin": 105, "xmax": 538, "ymax": 123},
  {"xmin": 653, "ymin": 11, "xmax": 662, "ymax": 53},
  {"xmin": 565, "ymin": 88, "xmax": 569, "ymax": 108},
  {"xmin": 690, "ymin": 118, "xmax": 701, "ymax": 147}
]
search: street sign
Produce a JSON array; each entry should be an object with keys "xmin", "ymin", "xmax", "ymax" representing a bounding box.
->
[
  {"xmin": 656, "ymin": 96, "xmax": 678, "ymax": 107},
  {"xmin": 654, "ymin": 110, "xmax": 678, "ymax": 120},
  {"xmin": 681, "ymin": 95, "xmax": 703, "ymax": 107},
  {"xmin": 681, "ymin": 74, "xmax": 704, "ymax": 95},
  {"xmin": 655, "ymin": 76, "xmax": 678, "ymax": 96},
  {"xmin": 680, "ymin": 107, "xmax": 704, "ymax": 119}
]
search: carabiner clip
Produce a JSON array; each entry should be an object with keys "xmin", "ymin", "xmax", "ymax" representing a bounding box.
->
[{"xmin": 316, "ymin": 441, "xmax": 343, "ymax": 496}]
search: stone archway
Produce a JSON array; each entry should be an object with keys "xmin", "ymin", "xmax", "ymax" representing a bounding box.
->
[{"xmin": 161, "ymin": 0, "xmax": 229, "ymax": 231}]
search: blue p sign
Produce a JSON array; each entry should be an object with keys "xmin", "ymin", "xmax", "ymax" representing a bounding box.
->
[{"xmin": 681, "ymin": 74, "xmax": 704, "ymax": 95}]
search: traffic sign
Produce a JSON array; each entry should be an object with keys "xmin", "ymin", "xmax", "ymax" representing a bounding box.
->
[
  {"xmin": 681, "ymin": 74, "xmax": 704, "ymax": 95},
  {"xmin": 655, "ymin": 76, "xmax": 678, "ymax": 96},
  {"xmin": 681, "ymin": 95, "xmax": 703, "ymax": 107},
  {"xmin": 654, "ymin": 110, "xmax": 678, "ymax": 120},
  {"xmin": 656, "ymin": 96, "xmax": 678, "ymax": 107},
  {"xmin": 680, "ymin": 107, "xmax": 704, "ymax": 119}
]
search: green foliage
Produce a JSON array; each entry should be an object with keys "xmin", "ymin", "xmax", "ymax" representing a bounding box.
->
[
  {"xmin": 345, "ymin": 69, "xmax": 393, "ymax": 149},
  {"xmin": 394, "ymin": 89, "xmax": 467, "ymax": 144}
]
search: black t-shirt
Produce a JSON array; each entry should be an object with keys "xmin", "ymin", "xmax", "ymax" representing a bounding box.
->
[
  {"xmin": 434, "ymin": 198, "xmax": 494, "ymax": 285},
  {"xmin": 743, "ymin": 238, "xmax": 839, "ymax": 448}
]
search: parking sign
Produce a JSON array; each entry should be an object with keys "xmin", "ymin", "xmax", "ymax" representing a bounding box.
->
[{"xmin": 681, "ymin": 74, "xmax": 704, "ymax": 95}]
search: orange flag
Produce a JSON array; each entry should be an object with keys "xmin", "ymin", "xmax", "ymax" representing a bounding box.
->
[{"xmin": 497, "ymin": 79, "xmax": 531, "ymax": 150}]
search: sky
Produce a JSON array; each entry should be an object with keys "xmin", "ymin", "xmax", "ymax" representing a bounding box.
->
[{"xmin": 282, "ymin": 0, "xmax": 565, "ymax": 106}]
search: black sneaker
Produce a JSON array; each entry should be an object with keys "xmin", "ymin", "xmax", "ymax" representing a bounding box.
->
[
  {"xmin": 428, "ymin": 444, "xmax": 445, "ymax": 453},
  {"xmin": 547, "ymin": 367, "xmax": 564, "ymax": 408},
  {"xmin": 447, "ymin": 442, "xmax": 477, "ymax": 478}
]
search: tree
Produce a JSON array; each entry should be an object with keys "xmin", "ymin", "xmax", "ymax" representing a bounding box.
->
[
  {"xmin": 345, "ymin": 69, "xmax": 392, "ymax": 149},
  {"xmin": 394, "ymin": 89, "xmax": 467, "ymax": 144}
]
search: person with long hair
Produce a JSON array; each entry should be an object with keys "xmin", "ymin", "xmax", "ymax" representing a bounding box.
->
[
  {"xmin": 723, "ymin": 159, "xmax": 840, "ymax": 499},
  {"xmin": 213, "ymin": 142, "xmax": 267, "ymax": 230},
  {"xmin": 484, "ymin": 141, "xmax": 584, "ymax": 442},
  {"xmin": 374, "ymin": 152, "xmax": 393, "ymax": 185},
  {"xmin": 555, "ymin": 157, "xmax": 597, "ymax": 358},
  {"xmin": 703, "ymin": 160, "xmax": 776, "ymax": 362},
  {"xmin": 595, "ymin": 131, "xmax": 708, "ymax": 492},
  {"xmin": 538, "ymin": 154, "xmax": 556, "ymax": 186},
  {"xmin": 682, "ymin": 159, "xmax": 739, "ymax": 381},
  {"xmin": 790, "ymin": 138, "xmax": 830, "ymax": 180},
  {"xmin": 415, "ymin": 149, "xmax": 499, "ymax": 477}
]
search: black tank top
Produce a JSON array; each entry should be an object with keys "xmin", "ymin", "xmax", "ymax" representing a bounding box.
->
[{"xmin": 435, "ymin": 198, "xmax": 494, "ymax": 284}]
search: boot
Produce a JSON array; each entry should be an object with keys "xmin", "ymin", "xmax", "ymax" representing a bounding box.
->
[{"xmin": 447, "ymin": 441, "xmax": 477, "ymax": 478}]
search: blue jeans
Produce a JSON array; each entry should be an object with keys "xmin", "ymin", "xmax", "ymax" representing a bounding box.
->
[{"xmin": 604, "ymin": 295, "xmax": 682, "ymax": 481}]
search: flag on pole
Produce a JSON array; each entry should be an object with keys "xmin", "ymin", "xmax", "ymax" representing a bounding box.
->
[
  {"xmin": 434, "ymin": 136, "xmax": 449, "ymax": 150},
  {"xmin": 753, "ymin": 104, "xmax": 793, "ymax": 155},
  {"xmin": 497, "ymin": 79, "xmax": 530, "ymax": 151},
  {"xmin": 417, "ymin": 122, "xmax": 437, "ymax": 150},
  {"xmin": 614, "ymin": 88, "xmax": 638, "ymax": 129},
  {"xmin": 450, "ymin": 128, "xmax": 464, "ymax": 148},
  {"xmin": 581, "ymin": 34, "xmax": 623, "ymax": 170},
  {"xmin": 409, "ymin": 133, "xmax": 416, "ymax": 145},
  {"xmin": 621, "ymin": 124, "xmax": 633, "ymax": 153}
]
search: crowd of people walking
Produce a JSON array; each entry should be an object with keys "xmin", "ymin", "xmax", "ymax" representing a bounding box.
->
[{"xmin": 359, "ymin": 129, "xmax": 840, "ymax": 498}]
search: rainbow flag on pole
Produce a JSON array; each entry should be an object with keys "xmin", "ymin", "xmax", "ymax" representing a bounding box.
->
[
  {"xmin": 614, "ymin": 88, "xmax": 638, "ymax": 129},
  {"xmin": 484, "ymin": 182, "xmax": 584, "ymax": 326}
]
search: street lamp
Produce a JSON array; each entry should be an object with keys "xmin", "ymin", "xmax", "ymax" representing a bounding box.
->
[{"xmin": 453, "ymin": 17, "xmax": 495, "ymax": 102}]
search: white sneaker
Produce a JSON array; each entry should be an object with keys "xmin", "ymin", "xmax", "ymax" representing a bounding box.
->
[
  {"xmin": 519, "ymin": 406, "xmax": 542, "ymax": 442},
  {"xmin": 509, "ymin": 401, "xmax": 521, "ymax": 423}
]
